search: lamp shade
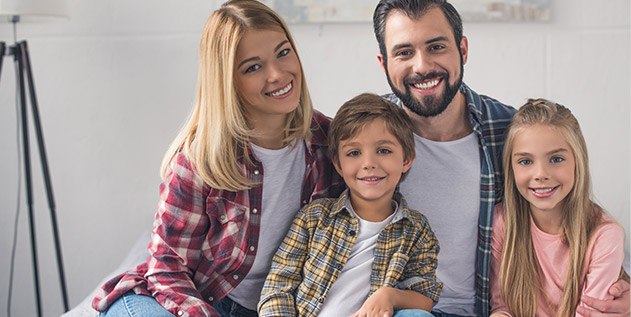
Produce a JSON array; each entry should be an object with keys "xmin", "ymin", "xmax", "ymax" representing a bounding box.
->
[{"xmin": 0, "ymin": 0, "xmax": 69, "ymax": 21}]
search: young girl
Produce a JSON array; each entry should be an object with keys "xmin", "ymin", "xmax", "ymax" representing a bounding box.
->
[
  {"xmin": 490, "ymin": 99, "xmax": 625, "ymax": 316},
  {"xmin": 92, "ymin": 1, "xmax": 342, "ymax": 316}
]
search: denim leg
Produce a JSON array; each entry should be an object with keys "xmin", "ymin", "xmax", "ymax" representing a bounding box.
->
[
  {"xmin": 211, "ymin": 296, "xmax": 258, "ymax": 317},
  {"xmin": 100, "ymin": 292, "xmax": 174, "ymax": 317},
  {"xmin": 393, "ymin": 309, "xmax": 434, "ymax": 317}
]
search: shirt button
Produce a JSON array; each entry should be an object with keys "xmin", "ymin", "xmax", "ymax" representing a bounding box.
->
[
  {"xmin": 254, "ymin": 170, "xmax": 260, "ymax": 175},
  {"xmin": 318, "ymin": 296, "xmax": 325, "ymax": 303},
  {"xmin": 335, "ymin": 263, "xmax": 343, "ymax": 270},
  {"xmin": 252, "ymin": 208, "xmax": 258, "ymax": 214},
  {"xmin": 249, "ymin": 246, "xmax": 255, "ymax": 251},
  {"xmin": 220, "ymin": 215, "xmax": 227, "ymax": 221},
  {"xmin": 233, "ymin": 274, "xmax": 239, "ymax": 280},
  {"xmin": 302, "ymin": 200, "xmax": 307, "ymax": 204},
  {"xmin": 177, "ymin": 311, "xmax": 184, "ymax": 316},
  {"xmin": 208, "ymin": 296, "xmax": 214, "ymax": 302},
  {"xmin": 347, "ymin": 230, "xmax": 356, "ymax": 236}
]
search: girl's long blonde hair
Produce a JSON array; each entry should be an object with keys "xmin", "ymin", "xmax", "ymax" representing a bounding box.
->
[
  {"xmin": 500, "ymin": 98, "xmax": 603, "ymax": 316},
  {"xmin": 160, "ymin": 0, "xmax": 313, "ymax": 191}
]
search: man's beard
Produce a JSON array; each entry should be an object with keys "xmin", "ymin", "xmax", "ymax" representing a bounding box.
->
[{"xmin": 386, "ymin": 62, "xmax": 464, "ymax": 118}]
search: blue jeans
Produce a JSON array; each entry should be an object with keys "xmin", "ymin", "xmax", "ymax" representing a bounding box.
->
[
  {"xmin": 431, "ymin": 312, "xmax": 469, "ymax": 317},
  {"xmin": 100, "ymin": 292, "xmax": 432, "ymax": 317},
  {"xmin": 394, "ymin": 309, "xmax": 434, "ymax": 317},
  {"xmin": 100, "ymin": 292, "xmax": 173, "ymax": 317},
  {"xmin": 100, "ymin": 292, "xmax": 257, "ymax": 317}
]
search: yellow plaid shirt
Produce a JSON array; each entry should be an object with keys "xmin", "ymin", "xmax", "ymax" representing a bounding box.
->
[{"xmin": 258, "ymin": 189, "xmax": 442, "ymax": 317}]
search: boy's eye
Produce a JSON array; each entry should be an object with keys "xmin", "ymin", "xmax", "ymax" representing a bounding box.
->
[
  {"xmin": 377, "ymin": 147, "xmax": 392, "ymax": 155},
  {"xmin": 278, "ymin": 48, "xmax": 291, "ymax": 58},
  {"xmin": 517, "ymin": 158, "xmax": 532, "ymax": 166},
  {"xmin": 245, "ymin": 64, "xmax": 261, "ymax": 73},
  {"xmin": 550, "ymin": 156, "xmax": 565, "ymax": 163},
  {"xmin": 346, "ymin": 150, "xmax": 360, "ymax": 157}
]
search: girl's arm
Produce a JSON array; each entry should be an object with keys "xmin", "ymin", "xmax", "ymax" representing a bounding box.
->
[
  {"xmin": 145, "ymin": 153, "xmax": 217, "ymax": 317},
  {"xmin": 258, "ymin": 206, "xmax": 313, "ymax": 317},
  {"xmin": 576, "ymin": 222, "xmax": 626, "ymax": 316},
  {"xmin": 490, "ymin": 205, "xmax": 512, "ymax": 316}
]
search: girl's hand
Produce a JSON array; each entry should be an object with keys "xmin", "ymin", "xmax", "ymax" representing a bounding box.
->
[
  {"xmin": 577, "ymin": 278, "xmax": 630, "ymax": 316},
  {"xmin": 351, "ymin": 287, "xmax": 395, "ymax": 317}
]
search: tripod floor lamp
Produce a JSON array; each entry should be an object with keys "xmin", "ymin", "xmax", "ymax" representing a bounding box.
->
[{"xmin": 1, "ymin": 0, "xmax": 69, "ymax": 315}]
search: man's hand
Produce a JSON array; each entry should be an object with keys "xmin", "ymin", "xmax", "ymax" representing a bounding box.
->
[
  {"xmin": 352, "ymin": 287, "xmax": 395, "ymax": 317},
  {"xmin": 576, "ymin": 278, "xmax": 630, "ymax": 316}
]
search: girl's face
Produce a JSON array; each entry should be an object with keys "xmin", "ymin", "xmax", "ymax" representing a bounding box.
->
[
  {"xmin": 234, "ymin": 29, "xmax": 302, "ymax": 126},
  {"xmin": 511, "ymin": 124, "xmax": 575, "ymax": 217}
]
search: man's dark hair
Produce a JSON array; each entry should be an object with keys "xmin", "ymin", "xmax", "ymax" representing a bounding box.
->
[{"xmin": 373, "ymin": 0, "xmax": 463, "ymax": 61}]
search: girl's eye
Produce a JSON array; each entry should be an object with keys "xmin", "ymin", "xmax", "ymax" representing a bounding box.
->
[
  {"xmin": 245, "ymin": 64, "xmax": 261, "ymax": 73},
  {"xmin": 517, "ymin": 159, "xmax": 532, "ymax": 166},
  {"xmin": 278, "ymin": 48, "xmax": 291, "ymax": 58},
  {"xmin": 377, "ymin": 148, "xmax": 392, "ymax": 155},
  {"xmin": 550, "ymin": 156, "xmax": 565, "ymax": 163},
  {"xmin": 346, "ymin": 150, "xmax": 360, "ymax": 157}
]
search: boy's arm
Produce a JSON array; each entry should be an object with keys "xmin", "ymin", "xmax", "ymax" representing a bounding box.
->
[
  {"xmin": 258, "ymin": 207, "xmax": 313, "ymax": 317},
  {"xmin": 395, "ymin": 218, "xmax": 442, "ymax": 304},
  {"xmin": 352, "ymin": 287, "xmax": 433, "ymax": 317}
]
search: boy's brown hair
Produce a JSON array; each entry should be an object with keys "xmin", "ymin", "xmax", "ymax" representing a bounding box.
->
[{"xmin": 328, "ymin": 93, "xmax": 416, "ymax": 164}]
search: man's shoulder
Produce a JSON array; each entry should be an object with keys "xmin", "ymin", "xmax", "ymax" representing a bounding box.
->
[{"xmin": 465, "ymin": 86, "xmax": 517, "ymax": 121}]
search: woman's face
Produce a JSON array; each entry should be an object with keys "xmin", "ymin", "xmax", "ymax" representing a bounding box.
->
[{"xmin": 234, "ymin": 29, "xmax": 302, "ymax": 125}]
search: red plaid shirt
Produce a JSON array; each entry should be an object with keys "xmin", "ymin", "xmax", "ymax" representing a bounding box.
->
[{"xmin": 92, "ymin": 111, "xmax": 343, "ymax": 317}]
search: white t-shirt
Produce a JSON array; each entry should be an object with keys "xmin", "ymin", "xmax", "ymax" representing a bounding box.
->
[
  {"xmin": 399, "ymin": 132, "xmax": 479, "ymax": 315},
  {"xmin": 228, "ymin": 141, "xmax": 306, "ymax": 310},
  {"xmin": 317, "ymin": 202, "xmax": 399, "ymax": 317}
]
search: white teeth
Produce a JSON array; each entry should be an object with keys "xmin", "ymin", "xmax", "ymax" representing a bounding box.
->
[
  {"xmin": 533, "ymin": 188, "xmax": 554, "ymax": 193},
  {"xmin": 270, "ymin": 82, "xmax": 292, "ymax": 97},
  {"xmin": 413, "ymin": 79, "xmax": 439, "ymax": 90},
  {"xmin": 362, "ymin": 177, "xmax": 382, "ymax": 181}
]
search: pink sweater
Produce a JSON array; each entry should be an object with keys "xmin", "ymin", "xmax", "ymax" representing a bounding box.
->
[{"xmin": 490, "ymin": 204, "xmax": 625, "ymax": 316}]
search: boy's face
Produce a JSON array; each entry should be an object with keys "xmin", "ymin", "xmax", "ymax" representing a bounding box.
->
[{"xmin": 334, "ymin": 119, "xmax": 413, "ymax": 215}]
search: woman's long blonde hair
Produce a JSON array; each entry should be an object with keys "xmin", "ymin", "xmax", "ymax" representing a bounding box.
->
[
  {"xmin": 499, "ymin": 98, "xmax": 603, "ymax": 316},
  {"xmin": 160, "ymin": 0, "xmax": 313, "ymax": 191}
]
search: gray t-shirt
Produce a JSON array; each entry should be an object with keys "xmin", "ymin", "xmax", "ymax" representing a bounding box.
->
[
  {"xmin": 228, "ymin": 141, "xmax": 306, "ymax": 310},
  {"xmin": 399, "ymin": 132, "xmax": 479, "ymax": 316}
]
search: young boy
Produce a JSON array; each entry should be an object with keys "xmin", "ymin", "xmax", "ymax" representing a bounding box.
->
[{"xmin": 258, "ymin": 93, "xmax": 441, "ymax": 317}]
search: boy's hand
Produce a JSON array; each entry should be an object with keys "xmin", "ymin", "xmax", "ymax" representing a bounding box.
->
[
  {"xmin": 352, "ymin": 287, "xmax": 395, "ymax": 317},
  {"xmin": 576, "ymin": 278, "xmax": 630, "ymax": 316}
]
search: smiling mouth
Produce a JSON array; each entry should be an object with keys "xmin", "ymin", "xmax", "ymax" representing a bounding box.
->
[
  {"xmin": 266, "ymin": 82, "xmax": 292, "ymax": 97},
  {"xmin": 412, "ymin": 78, "xmax": 441, "ymax": 90},
  {"xmin": 529, "ymin": 185, "xmax": 559, "ymax": 198},
  {"xmin": 358, "ymin": 176, "xmax": 385, "ymax": 182}
]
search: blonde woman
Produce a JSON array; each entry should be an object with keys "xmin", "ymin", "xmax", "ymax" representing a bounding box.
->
[
  {"xmin": 92, "ymin": 1, "xmax": 342, "ymax": 316},
  {"xmin": 490, "ymin": 99, "xmax": 625, "ymax": 316}
]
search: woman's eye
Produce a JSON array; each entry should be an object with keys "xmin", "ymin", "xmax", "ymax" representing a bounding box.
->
[
  {"xmin": 245, "ymin": 64, "xmax": 261, "ymax": 73},
  {"xmin": 278, "ymin": 48, "xmax": 291, "ymax": 58},
  {"xmin": 550, "ymin": 156, "xmax": 565, "ymax": 163}
]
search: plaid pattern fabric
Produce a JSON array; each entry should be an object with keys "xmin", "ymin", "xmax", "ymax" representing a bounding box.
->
[
  {"xmin": 92, "ymin": 111, "xmax": 344, "ymax": 317},
  {"xmin": 384, "ymin": 83, "xmax": 515, "ymax": 316},
  {"xmin": 258, "ymin": 189, "xmax": 442, "ymax": 317}
]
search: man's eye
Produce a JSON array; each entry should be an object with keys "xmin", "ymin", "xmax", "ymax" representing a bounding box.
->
[{"xmin": 429, "ymin": 44, "xmax": 445, "ymax": 52}]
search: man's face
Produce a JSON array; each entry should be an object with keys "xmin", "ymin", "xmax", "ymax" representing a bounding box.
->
[{"xmin": 378, "ymin": 7, "xmax": 467, "ymax": 117}]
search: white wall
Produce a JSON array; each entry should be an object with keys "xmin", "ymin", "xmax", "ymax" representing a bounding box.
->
[{"xmin": 0, "ymin": 0, "xmax": 628, "ymax": 316}]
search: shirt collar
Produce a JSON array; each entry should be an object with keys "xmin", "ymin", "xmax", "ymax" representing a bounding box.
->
[{"xmin": 329, "ymin": 188, "xmax": 411, "ymax": 223}]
